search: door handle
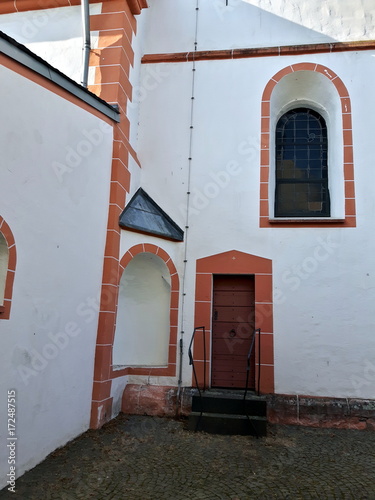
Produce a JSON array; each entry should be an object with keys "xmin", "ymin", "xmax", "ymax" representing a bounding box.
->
[{"xmin": 229, "ymin": 329, "xmax": 236, "ymax": 338}]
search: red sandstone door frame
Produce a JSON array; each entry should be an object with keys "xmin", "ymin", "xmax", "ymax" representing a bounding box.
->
[{"xmin": 193, "ymin": 250, "xmax": 274, "ymax": 394}]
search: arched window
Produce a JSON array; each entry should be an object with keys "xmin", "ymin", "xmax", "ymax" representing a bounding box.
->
[
  {"xmin": 275, "ymin": 108, "xmax": 330, "ymax": 217},
  {"xmin": 0, "ymin": 218, "xmax": 16, "ymax": 319}
]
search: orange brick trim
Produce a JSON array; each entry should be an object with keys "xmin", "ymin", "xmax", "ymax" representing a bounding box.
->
[
  {"xmin": 194, "ymin": 250, "xmax": 274, "ymax": 394},
  {"xmin": 90, "ymin": 398, "xmax": 113, "ymax": 429},
  {"xmin": 111, "ymin": 244, "xmax": 179, "ymax": 379},
  {"xmin": 89, "ymin": 0, "xmax": 142, "ymax": 164},
  {"xmin": 0, "ymin": 0, "xmax": 147, "ymax": 15},
  {"xmin": 142, "ymin": 40, "xmax": 375, "ymax": 64},
  {"xmin": 0, "ymin": 0, "xmax": 76, "ymax": 14},
  {"xmin": 0, "ymin": 217, "xmax": 17, "ymax": 320},
  {"xmin": 260, "ymin": 63, "xmax": 356, "ymax": 228},
  {"xmin": 126, "ymin": 0, "xmax": 148, "ymax": 16},
  {"xmin": 90, "ymin": 0, "xmax": 147, "ymax": 429}
]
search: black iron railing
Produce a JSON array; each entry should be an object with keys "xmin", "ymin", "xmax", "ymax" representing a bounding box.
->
[
  {"xmin": 243, "ymin": 328, "xmax": 261, "ymax": 438},
  {"xmin": 244, "ymin": 328, "xmax": 261, "ymax": 399},
  {"xmin": 188, "ymin": 326, "xmax": 206, "ymax": 431},
  {"xmin": 188, "ymin": 326, "xmax": 207, "ymax": 396}
]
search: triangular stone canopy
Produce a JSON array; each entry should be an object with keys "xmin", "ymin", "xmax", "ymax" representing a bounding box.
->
[{"xmin": 119, "ymin": 188, "xmax": 184, "ymax": 241}]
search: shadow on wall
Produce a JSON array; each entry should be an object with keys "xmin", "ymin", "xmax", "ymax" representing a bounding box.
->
[
  {"xmin": 201, "ymin": 0, "xmax": 338, "ymax": 47},
  {"xmin": 143, "ymin": 0, "xmax": 341, "ymax": 54}
]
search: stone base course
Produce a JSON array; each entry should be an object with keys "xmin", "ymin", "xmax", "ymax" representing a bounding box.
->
[
  {"xmin": 267, "ymin": 394, "xmax": 375, "ymax": 430},
  {"xmin": 121, "ymin": 384, "xmax": 375, "ymax": 430}
]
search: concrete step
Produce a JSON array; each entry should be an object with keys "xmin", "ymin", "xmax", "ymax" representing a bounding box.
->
[
  {"xmin": 188, "ymin": 412, "xmax": 267, "ymax": 436},
  {"xmin": 192, "ymin": 393, "xmax": 267, "ymax": 417}
]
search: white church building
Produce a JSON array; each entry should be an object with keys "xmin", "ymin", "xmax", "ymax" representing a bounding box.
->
[{"xmin": 1, "ymin": 0, "xmax": 375, "ymax": 487}]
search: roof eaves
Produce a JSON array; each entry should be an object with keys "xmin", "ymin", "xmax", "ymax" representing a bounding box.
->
[{"xmin": 0, "ymin": 30, "xmax": 120, "ymax": 123}]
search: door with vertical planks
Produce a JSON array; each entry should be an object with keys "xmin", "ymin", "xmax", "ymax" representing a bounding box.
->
[{"xmin": 211, "ymin": 275, "xmax": 255, "ymax": 389}]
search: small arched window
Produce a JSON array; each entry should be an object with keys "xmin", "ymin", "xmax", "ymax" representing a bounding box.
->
[
  {"xmin": 275, "ymin": 108, "xmax": 330, "ymax": 217},
  {"xmin": 0, "ymin": 218, "xmax": 16, "ymax": 319}
]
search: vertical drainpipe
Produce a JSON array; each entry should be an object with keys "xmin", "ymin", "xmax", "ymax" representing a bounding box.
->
[
  {"xmin": 81, "ymin": 0, "xmax": 91, "ymax": 88},
  {"xmin": 176, "ymin": 0, "xmax": 200, "ymax": 416}
]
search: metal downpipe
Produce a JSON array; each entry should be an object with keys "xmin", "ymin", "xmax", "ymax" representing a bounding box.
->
[
  {"xmin": 81, "ymin": 0, "xmax": 91, "ymax": 88},
  {"xmin": 176, "ymin": 0, "xmax": 200, "ymax": 416}
]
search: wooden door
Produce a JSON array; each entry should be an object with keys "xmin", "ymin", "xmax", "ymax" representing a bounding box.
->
[{"xmin": 211, "ymin": 275, "xmax": 255, "ymax": 389}]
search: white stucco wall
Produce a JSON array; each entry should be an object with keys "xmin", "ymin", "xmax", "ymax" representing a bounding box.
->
[
  {"xmin": 136, "ymin": 46, "xmax": 375, "ymax": 400},
  {"xmin": 143, "ymin": 0, "xmax": 375, "ymax": 53},
  {"xmin": 0, "ymin": 66, "xmax": 113, "ymax": 489},
  {"xmin": 0, "ymin": 4, "xmax": 102, "ymax": 84}
]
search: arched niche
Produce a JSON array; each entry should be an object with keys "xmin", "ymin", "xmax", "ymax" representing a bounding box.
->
[{"xmin": 113, "ymin": 252, "xmax": 171, "ymax": 367}]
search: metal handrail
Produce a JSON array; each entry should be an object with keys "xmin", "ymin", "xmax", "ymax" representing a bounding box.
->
[
  {"xmin": 244, "ymin": 328, "xmax": 260, "ymax": 399},
  {"xmin": 188, "ymin": 326, "xmax": 207, "ymax": 395},
  {"xmin": 243, "ymin": 328, "xmax": 261, "ymax": 438},
  {"xmin": 188, "ymin": 326, "xmax": 206, "ymax": 431},
  {"xmin": 257, "ymin": 328, "xmax": 261, "ymax": 396}
]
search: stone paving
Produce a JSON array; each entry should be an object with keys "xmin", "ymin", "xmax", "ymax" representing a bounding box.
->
[{"xmin": 1, "ymin": 415, "xmax": 375, "ymax": 499}]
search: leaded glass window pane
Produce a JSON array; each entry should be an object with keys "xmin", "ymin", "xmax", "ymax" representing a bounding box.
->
[{"xmin": 275, "ymin": 108, "xmax": 330, "ymax": 217}]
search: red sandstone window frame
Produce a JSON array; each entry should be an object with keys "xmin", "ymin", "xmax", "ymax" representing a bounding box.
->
[
  {"xmin": 260, "ymin": 63, "xmax": 356, "ymax": 228},
  {"xmin": 110, "ymin": 244, "xmax": 179, "ymax": 379},
  {"xmin": 0, "ymin": 217, "xmax": 16, "ymax": 320}
]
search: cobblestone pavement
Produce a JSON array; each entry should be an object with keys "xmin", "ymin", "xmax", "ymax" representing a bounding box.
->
[{"xmin": 1, "ymin": 415, "xmax": 375, "ymax": 499}]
